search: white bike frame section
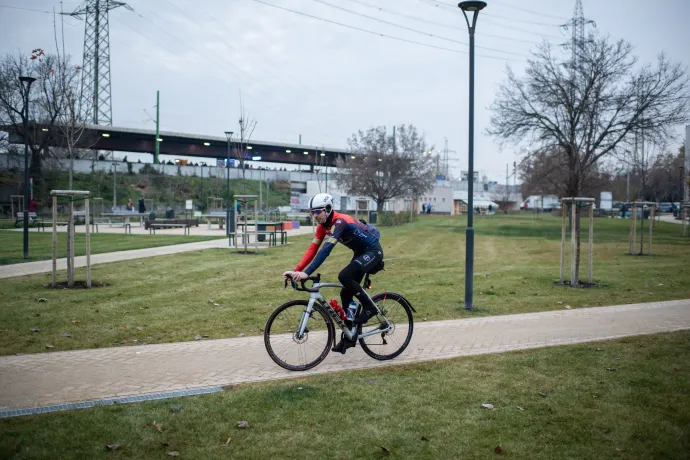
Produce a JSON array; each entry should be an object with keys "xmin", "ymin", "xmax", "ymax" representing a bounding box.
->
[{"xmin": 296, "ymin": 282, "xmax": 392, "ymax": 341}]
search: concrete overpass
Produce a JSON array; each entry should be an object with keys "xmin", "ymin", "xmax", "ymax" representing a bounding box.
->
[{"xmin": 3, "ymin": 123, "xmax": 352, "ymax": 169}]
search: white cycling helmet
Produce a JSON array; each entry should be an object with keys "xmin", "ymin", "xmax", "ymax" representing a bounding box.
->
[{"xmin": 309, "ymin": 193, "xmax": 333, "ymax": 211}]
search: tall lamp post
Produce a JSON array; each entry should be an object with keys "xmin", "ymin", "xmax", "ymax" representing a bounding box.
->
[
  {"xmin": 19, "ymin": 76, "xmax": 36, "ymax": 259},
  {"xmin": 458, "ymin": 1, "xmax": 486, "ymax": 310},
  {"xmin": 224, "ymin": 131, "xmax": 234, "ymax": 237},
  {"xmin": 680, "ymin": 165, "xmax": 685, "ymax": 203}
]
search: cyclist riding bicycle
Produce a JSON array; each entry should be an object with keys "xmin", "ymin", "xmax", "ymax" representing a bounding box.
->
[{"xmin": 283, "ymin": 193, "xmax": 383, "ymax": 353}]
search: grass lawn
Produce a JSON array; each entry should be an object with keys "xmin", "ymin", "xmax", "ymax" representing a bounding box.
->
[
  {"xmin": 1, "ymin": 331, "xmax": 688, "ymax": 459},
  {"xmin": 0, "ymin": 230, "xmax": 223, "ymax": 265},
  {"xmin": 0, "ymin": 214, "xmax": 688, "ymax": 356}
]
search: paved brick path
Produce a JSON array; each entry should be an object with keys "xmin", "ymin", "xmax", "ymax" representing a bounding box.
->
[{"xmin": 1, "ymin": 299, "xmax": 688, "ymax": 414}]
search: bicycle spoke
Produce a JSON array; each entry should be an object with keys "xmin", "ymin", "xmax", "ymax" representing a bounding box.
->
[{"xmin": 265, "ymin": 301, "xmax": 332, "ymax": 371}]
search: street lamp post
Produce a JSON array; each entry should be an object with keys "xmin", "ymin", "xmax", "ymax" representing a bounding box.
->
[
  {"xmin": 680, "ymin": 166, "xmax": 685, "ymax": 203},
  {"xmin": 224, "ymin": 131, "xmax": 234, "ymax": 237},
  {"xmin": 19, "ymin": 76, "xmax": 36, "ymax": 259},
  {"xmin": 458, "ymin": 1, "xmax": 486, "ymax": 310}
]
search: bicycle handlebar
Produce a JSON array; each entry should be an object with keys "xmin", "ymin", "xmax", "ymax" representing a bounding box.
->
[{"xmin": 284, "ymin": 273, "xmax": 321, "ymax": 292}]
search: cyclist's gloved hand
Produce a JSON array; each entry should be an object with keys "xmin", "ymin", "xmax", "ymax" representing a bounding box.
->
[{"xmin": 282, "ymin": 271, "xmax": 294, "ymax": 280}]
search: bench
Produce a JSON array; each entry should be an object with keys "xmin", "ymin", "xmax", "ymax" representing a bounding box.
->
[
  {"xmin": 149, "ymin": 223, "xmax": 191, "ymax": 235},
  {"xmin": 107, "ymin": 222, "xmax": 131, "ymax": 234},
  {"xmin": 15, "ymin": 212, "xmax": 39, "ymax": 227},
  {"xmin": 230, "ymin": 231, "xmax": 278, "ymax": 247}
]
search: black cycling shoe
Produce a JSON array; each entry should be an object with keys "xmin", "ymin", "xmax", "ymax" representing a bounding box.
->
[
  {"xmin": 332, "ymin": 335, "xmax": 357, "ymax": 354},
  {"xmin": 354, "ymin": 306, "xmax": 378, "ymax": 325}
]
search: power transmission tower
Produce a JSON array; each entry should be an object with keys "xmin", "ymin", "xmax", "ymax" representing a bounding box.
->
[
  {"xmin": 65, "ymin": 0, "xmax": 133, "ymax": 126},
  {"xmin": 441, "ymin": 137, "xmax": 458, "ymax": 180},
  {"xmin": 560, "ymin": 0, "xmax": 595, "ymax": 84}
]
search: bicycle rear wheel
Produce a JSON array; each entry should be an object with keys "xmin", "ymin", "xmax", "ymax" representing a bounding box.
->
[
  {"xmin": 358, "ymin": 292, "xmax": 414, "ymax": 360},
  {"xmin": 264, "ymin": 300, "xmax": 335, "ymax": 371}
]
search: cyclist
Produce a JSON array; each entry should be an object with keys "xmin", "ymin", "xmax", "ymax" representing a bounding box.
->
[{"xmin": 283, "ymin": 193, "xmax": 383, "ymax": 353}]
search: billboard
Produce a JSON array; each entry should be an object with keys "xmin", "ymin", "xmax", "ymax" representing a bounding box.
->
[{"xmin": 600, "ymin": 191, "xmax": 613, "ymax": 210}]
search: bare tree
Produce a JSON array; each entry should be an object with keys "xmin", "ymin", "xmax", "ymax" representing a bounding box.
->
[
  {"xmin": 335, "ymin": 125, "xmax": 435, "ymax": 212},
  {"xmin": 52, "ymin": 11, "xmax": 95, "ymax": 189},
  {"xmin": 313, "ymin": 145, "xmax": 328, "ymax": 192},
  {"xmin": 0, "ymin": 49, "xmax": 74, "ymax": 194},
  {"xmin": 233, "ymin": 96, "xmax": 257, "ymax": 192},
  {"xmin": 490, "ymin": 35, "xmax": 690, "ymax": 284}
]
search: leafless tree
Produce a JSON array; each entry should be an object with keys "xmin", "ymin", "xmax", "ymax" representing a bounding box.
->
[
  {"xmin": 0, "ymin": 49, "xmax": 76, "ymax": 194},
  {"xmin": 52, "ymin": 11, "xmax": 96, "ymax": 189},
  {"xmin": 233, "ymin": 96, "xmax": 257, "ymax": 192},
  {"xmin": 335, "ymin": 125, "xmax": 435, "ymax": 212},
  {"xmin": 490, "ymin": 35, "xmax": 690, "ymax": 284}
]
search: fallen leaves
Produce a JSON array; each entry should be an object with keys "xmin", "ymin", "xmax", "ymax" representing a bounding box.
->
[
  {"xmin": 481, "ymin": 403, "xmax": 494, "ymax": 410},
  {"xmin": 225, "ymin": 437, "xmax": 232, "ymax": 445},
  {"xmin": 194, "ymin": 334, "xmax": 210, "ymax": 341},
  {"xmin": 167, "ymin": 451, "xmax": 179, "ymax": 457},
  {"xmin": 45, "ymin": 344, "xmax": 55, "ymax": 349},
  {"xmin": 105, "ymin": 444, "xmax": 120, "ymax": 451},
  {"xmin": 495, "ymin": 446, "xmax": 504, "ymax": 455},
  {"xmin": 237, "ymin": 421, "xmax": 249, "ymax": 429},
  {"xmin": 35, "ymin": 298, "xmax": 47, "ymax": 303},
  {"xmin": 378, "ymin": 446, "xmax": 391, "ymax": 453},
  {"xmin": 71, "ymin": 320, "xmax": 80, "ymax": 324},
  {"xmin": 60, "ymin": 332, "xmax": 72, "ymax": 338},
  {"xmin": 30, "ymin": 327, "xmax": 40, "ymax": 333}
]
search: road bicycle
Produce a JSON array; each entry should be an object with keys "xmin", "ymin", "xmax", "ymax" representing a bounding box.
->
[{"xmin": 264, "ymin": 273, "xmax": 416, "ymax": 371}]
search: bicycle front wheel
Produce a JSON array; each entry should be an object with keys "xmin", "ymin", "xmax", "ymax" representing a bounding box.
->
[
  {"xmin": 264, "ymin": 300, "xmax": 335, "ymax": 371},
  {"xmin": 359, "ymin": 292, "xmax": 414, "ymax": 361}
]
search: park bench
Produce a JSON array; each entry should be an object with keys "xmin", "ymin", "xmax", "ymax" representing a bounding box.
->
[
  {"xmin": 229, "ymin": 231, "xmax": 277, "ymax": 247},
  {"xmin": 14, "ymin": 212, "xmax": 39, "ymax": 227},
  {"xmin": 107, "ymin": 222, "xmax": 131, "ymax": 233},
  {"xmin": 149, "ymin": 223, "xmax": 191, "ymax": 235}
]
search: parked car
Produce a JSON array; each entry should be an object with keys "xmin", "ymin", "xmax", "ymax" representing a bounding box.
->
[{"xmin": 658, "ymin": 202, "xmax": 674, "ymax": 213}]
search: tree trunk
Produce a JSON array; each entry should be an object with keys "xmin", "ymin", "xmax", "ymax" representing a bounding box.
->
[
  {"xmin": 376, "ymin": 199, "xmax": 385, "ymax": 212},
  {"xmin": 68, "ymin": 146, "xmax": 73, "ymax": 190},
  {"xmin": 566, "ymin": 153, "xmax": 582, "ymax": 286}
]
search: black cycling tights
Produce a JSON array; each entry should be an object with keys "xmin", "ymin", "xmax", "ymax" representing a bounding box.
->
[{"xmin": 338, "ymin": 248, "xmax": 383, "ymax": 311}]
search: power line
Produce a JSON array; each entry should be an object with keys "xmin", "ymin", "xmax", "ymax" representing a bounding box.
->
[
  {"xmin": 415, "ymin": 0, "xmax": 564, "ymax": 39},
  {"xmin": 481, "ymin": 12, "xmax": 562, "ymax": 28},
  {"xmin": 346, "ymin": 0, "xmax": 540, "ymax": 45},
  {"xmin": 488, "ymin": 0, "xmax": 569, "ymax": 21},
  {"xmin": 0, "ymin": 4, "xmax": 52, "ymax": 13},
  {"xmin": 313, "ymin": 0, "xmax": 527, "ymax": 57},
  {"xmin": 252, "ymin": 0, "xmax": 464, "ymax": 54},
  {"xmin": 252, "ymin": 0, "xmax": 523, "ymax": 62},
  {"xmin": 112, "ymin": 8, "xmax": 326, "ymax": 139},
  {"xmin": 161, "ymin": 0, "xmax": 332, "ymax": 116}
]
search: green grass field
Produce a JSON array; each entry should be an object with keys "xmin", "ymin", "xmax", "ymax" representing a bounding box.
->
[
  {"xmin": 0, "ymin": 230, "xmax": 222, "ymax": 265},
  {"xmin": 2, "ymin": 331, "xmax": 688, "ymax": 459},
  {"xmin": 0, "ymin": 214, "xmax": 688, "ymax": 356}
]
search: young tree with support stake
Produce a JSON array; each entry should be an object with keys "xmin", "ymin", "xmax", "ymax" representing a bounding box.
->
[
  {"xmin": 490, "ymin": 35, "xmax": 690, "ymax": 283},
  {"xmin": 335, "ymin": 125, "xmax": 435, "ymax": 212}
]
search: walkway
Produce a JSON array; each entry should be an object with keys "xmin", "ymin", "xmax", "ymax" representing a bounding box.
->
[
  {"xmin": 1, "ymin": 299, "xmax": 688, "ymax": 417},
  {"xmin": 0, "ymin": 226, "xmax": 315, "ymax": 279}
]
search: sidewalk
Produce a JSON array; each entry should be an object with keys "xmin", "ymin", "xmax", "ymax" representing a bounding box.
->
[
  {"xmin": 1, "ymin": 299, "xmax": 688, "ymax": 417},
  {"xmin": 0, "ymin": 226, "xmax": 315, "ymax": 279}
]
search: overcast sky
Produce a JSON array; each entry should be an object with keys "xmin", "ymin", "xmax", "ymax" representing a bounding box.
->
[{"xmin": 1, "ymin": 0, "xmax": 688, "ymax": 181}]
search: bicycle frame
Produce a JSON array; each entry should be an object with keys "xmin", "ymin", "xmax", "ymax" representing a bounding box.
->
[{"xmin": 297, "ymin": 282, "xmax": 392, "ymax": 342}]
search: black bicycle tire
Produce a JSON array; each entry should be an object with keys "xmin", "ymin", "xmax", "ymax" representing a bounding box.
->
[
  {"xmin": 358, "ymin": 292, "xmax": 414, "ymax": 361},
  {"xmin": 264, "ymin": 300, "xmax": 335, "ymax": 371}
]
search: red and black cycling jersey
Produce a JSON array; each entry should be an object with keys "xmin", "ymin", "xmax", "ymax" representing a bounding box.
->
[{"xmin": 294, "ymin": 211, "xmax": 380, "ymax": 275}]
